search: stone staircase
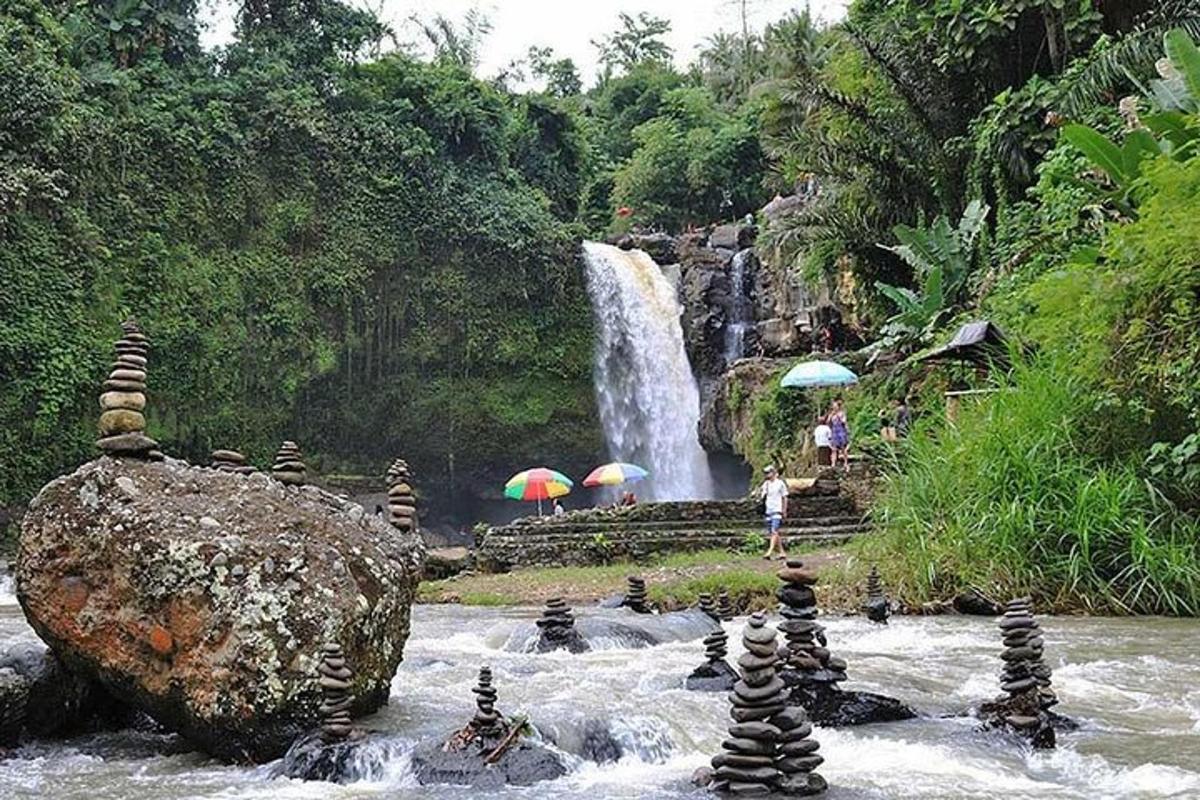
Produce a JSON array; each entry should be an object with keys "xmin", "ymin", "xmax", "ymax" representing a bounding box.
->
[{"xmin": 476, "ymin": 491, "xmax": 871, "ymax": 572}]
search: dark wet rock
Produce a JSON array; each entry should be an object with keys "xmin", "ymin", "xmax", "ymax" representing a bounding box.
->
[
  {"xmin": 687, "ymin": 628, "xmax": 737, "ymax": 691},
  {"xmin": 578, "ymin": 718, "xmax": 623, "ymax": 764},
  {"xmin": 0, "ymin": 640, "xmax": 128, "ymax": 744},
  {"xmin": 16, "ymin": 456, "xmax": 424, "ymax": 762},
  {"xmin": 863, "ymin": 566, "xmax": 889, "ymax": 624},
  {"xmin": 953, "ymin": 588, "xmax": 1002, "ymax": 616},
  {"xmin": 533, "ymin": 598, "xmax": 590, "ymax": 653},
  {"xmin": 273, "ymin": 730, "xmax": 373, "ymax": 783},
  {"xmin": 424, "ymin": 547, "xmax": 472, "ymax": 581},
  {"xmin": 775, "ymin": 559, "xmax": 916, "ymax": 727},
  {"xmin": 618, "ymin": 232, "xmax": 678, "ymax": 263}
]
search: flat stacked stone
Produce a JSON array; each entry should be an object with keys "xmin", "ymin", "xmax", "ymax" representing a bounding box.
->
[
  {"xmin": 317, "ymin": 642, "xmax": 354, "ymax": 743},
  {"xmin": 863, "ymin": 565, "xmax": 889, "ymax": 624},
  {"xmin": 623, "ymin": 576, "xmax": 650, "ymax": 613},
  {"xmin": 709, "ymin": 612, "xmax": 826, "ymax": 797},
  {"xmin": 533, "ymin": 597, "xmax": 590, "ymax": 653},
  {"xmin": 697, "ymin": 593, "xmax": 720, "ymax": 622},
  {"xmin": 776, "ymin": 560, "xmax": 847, "ymax": 688},
  {"xmin": 685, "ymin": 627, "xmax": 737, "ymax": 691},
  {"xmin": 468, "ymin": 666, "xmax": 506, "ymax": 739},
  {"xmin": 716, "ymin": 590, "xmax": 735, "ymax": 622},
  {"xmin": 998, "ymin": 597, "xmax": 1056, "ymax": 710},
  {"xmin": 96, "ymin": 318, "xmax": 160, "ymax": 458},
  {"xmin": 272, "ymin": 441, "xmax": 307, "ymax": 485},
  {"xmin": 210, "ymin": 449, "xmax": 254, "ymax": 474},
  {"xmin": 386, "ymin": 459, "xmax": 417, "ymax": 532}
]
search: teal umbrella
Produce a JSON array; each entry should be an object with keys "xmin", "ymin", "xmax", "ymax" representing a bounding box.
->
[{"xmin": 780, "ymin": 360, "xmax": 858, "ymax": 389}]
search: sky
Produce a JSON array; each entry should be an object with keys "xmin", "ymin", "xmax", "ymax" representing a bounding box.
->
[{"xmin": 199, "ymin": 0, "xmax": 849, "ymax": 86}]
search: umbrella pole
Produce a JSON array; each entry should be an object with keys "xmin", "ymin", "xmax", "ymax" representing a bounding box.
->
[{"xmin": 537, "ymin": 497, "xmax": 543, "ymax": 517}]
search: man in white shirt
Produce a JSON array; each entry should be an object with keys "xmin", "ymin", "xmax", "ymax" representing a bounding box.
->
[
  {"xmin": 813, "ymin": 416, "xmax": 833, "ymax": 467},
  {"xmin": 758, "ymin": 465, "xmax": 790, "ymax": 560}
]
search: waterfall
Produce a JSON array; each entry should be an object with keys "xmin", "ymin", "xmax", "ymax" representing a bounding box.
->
[
  {"xmin": 723, "ymin": 249, "xmax": 754, "ymax": 365},
  {"xmin": 582, "ymin": 242, "xmax": 714, "ymax": 501}
]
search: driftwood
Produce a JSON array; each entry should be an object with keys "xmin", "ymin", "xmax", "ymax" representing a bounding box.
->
[{"xmin": 483, "ymin": 716, "xmax": 528, "ymax": 764}]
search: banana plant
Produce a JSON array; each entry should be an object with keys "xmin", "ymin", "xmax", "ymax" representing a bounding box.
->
[{"xmin": 872, "ymin": 199, "xmax": 989, "ymax": 353}]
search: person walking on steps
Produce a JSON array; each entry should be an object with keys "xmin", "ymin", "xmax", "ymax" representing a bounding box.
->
[
  {"xmin": 830, "ymin": 397, "xmax": 851, "ymax": 473},
  {"xmin": 758, "ymin": 465, "xmax": 790, "ymax": 560}
]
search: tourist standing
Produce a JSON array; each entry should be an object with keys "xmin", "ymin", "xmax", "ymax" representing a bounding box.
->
[
  {"xmin": 553, "ymin": 498, "xmax": 566, "ymax": 516},
  {"xmin": 813, "ymin": 416, "xmax": 833, "ymax": 467},
  {"xmin": 894, "ymin": 397, "xmax": 912, "ymax": 438},
  {"xmin": 830, "ymin": 397, "xmax": 850, "ymax": 472},
  {"xmin": 758, "ymin": 465, "xmax": 790, "ymax": 560}
]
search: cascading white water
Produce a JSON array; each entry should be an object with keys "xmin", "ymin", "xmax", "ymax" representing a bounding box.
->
[
  {"xmin": 723, "ymin": 249, "xmax": 754, "ymax": 365},
  {"xmin": 582, "ymin": 242, "xmax": 714, "ymax": 501}
]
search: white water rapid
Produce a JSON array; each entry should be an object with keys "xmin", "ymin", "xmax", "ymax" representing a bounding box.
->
[{"xmin": 582, "ymin": 242, "xmax": 714, "ymax": 501}]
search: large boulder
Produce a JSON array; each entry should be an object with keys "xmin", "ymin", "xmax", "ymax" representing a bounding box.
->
[{"xmin": 16, "ymin": 456, "xmax": 424, "ymax": 762}]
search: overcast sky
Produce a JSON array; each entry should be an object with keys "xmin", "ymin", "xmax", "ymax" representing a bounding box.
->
[{"xmin": 199, "ymin": 1, "xmax": 848, "ymax": 86}]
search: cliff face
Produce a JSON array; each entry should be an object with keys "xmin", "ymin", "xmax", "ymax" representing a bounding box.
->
[{"xmin": 614, "ymin": 221, "xmax": 837, "ymax": 458}]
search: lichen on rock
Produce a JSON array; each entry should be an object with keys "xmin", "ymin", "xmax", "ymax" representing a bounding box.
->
[{"xmin": 16, "ymin": 456, "xmax": 424, "ymax": 762}]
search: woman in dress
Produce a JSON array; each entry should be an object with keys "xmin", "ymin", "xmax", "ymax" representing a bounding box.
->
[{"xmin": 829, "ymin": 397, "xmax": 850, "ymax": 472}]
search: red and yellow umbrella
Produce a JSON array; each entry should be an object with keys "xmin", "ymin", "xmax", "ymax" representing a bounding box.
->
[
  {"xmin": 582, "ymin": 462, "xmax": 649, "ymax": 487},
  {"xmin": 505, "ymin": 467, "xmax": 573, "ymax": 515}
]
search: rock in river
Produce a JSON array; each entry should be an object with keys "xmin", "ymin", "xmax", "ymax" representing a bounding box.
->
[{"xmin": 16, "ymin": 456, "xmax": 424, "ymax": 762}]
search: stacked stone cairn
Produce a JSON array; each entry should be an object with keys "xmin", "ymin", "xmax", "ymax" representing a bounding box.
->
[
  {"xmin": 623, "ymin": 576, "xmax": 650, "ymax": 613},
  {"xmin": 386, "ymin": 459, "xmax": 418, "ymax": 532},
  {"xmin": 862, "ymin": 565, "xmax": 890, "ymax": 624},
  {"xmin": 210, "ymin": 449, "xmax": 253, "ymax": 474},
  {"xmin": 709, "ymin": 612, "xmax": 826, "ymax": 797},
  {"xmin": 697, "ymin": 592, "xmax": 720, "ymax": 622},
  {"xmin": 272, "ymin": 441, "xmax": 307, "ymax": 485},
  {"xmin": 533, "ymin": 598, "xmax": 590, "ymax": 653},
  {"xmin": 467, "ymin": 666, "xmax": 506, "ymax": 740},
  {"xmin": 716, "ymin": 590, "xmax": 735, "ymax": 622},
  {"xmin": 97, "ymin": 318, "xmax": 160, "ymax": 458},
  {"xmin": 685, "ymin": 627, "xmax": 737, "ymax": 691},
  {"xmin": 776, "ymin": 560, "xmax": 916, "ymax": 726},
  {"xmin": 317, "ymin": 643, "xmax": 355, "ymax": 743},
  {"xmin": 980, "ymin": 597, "xmax": 1061, "ymax": 747}
]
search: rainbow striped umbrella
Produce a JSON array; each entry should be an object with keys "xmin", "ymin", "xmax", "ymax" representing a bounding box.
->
[
  {"xmin": 504, "ymin": 467, "xmax": 573, "ymax": 515},
  {"xmin": 583, "ymin": 462, "xmax": 649, "ymax": 487}
]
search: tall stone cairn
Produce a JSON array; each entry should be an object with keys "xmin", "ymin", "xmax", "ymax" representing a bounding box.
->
[
  {"xmin": 998, "ymin": 597, "xmax": 1056, "ymax": 710},
  {"xmin": 272, "ymin": 441, "xmax": 307, "ymax": 485},
  {"xmin": 623, "ymin": 576, "xmax": 650, "ymax": 613},
  {"xmin": 710, "ymin": 612, "xmax": 827, "ymax": 797},
  {"xmin": 716, "ymin": 589, "xmax": 735, "ymax": 622},
  {"xmin": 534, "ymin": 597, "xmax": 590, "ymax": 653},
  {"xmin": 469, "ymin": 666, "xmax": 506, "ymax": 739},
  {"xmin": 97, "ymin": 318, "xmax": 160, "ymax": 458},
  {"xmin": 210, "ymin": 449, "xmax": 253, "ymax": 474},
  {"xmin": 704, "ymin": 628, "xmax": 729, "ymax": 663},
  {"xmin": 317, "ymin": 642, "xmax": 354, "ymax": 743},
  {"xmin": 697, "ymin": 593, "xmax": 720, "ymax": 622},
  {"xmin": 386, "ymin": 459, "xmax": 418, "ymax": 532},
  {"xmin": 863, "ymin": 565, "xmax": 889, "ymax": 624},
  {"xmin": 776, "ymin": 560, "xmax": 848, "ymax": 688}
]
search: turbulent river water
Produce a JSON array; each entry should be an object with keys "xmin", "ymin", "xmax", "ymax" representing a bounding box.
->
[{"xmin": 3, "ymin": 583, "xmax": 1200, "ymax": 799}]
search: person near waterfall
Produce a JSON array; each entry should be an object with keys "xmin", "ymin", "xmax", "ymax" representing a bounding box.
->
[{"xmin": 758, "ymin": 465, "xmax": 790, "ymax": 560}]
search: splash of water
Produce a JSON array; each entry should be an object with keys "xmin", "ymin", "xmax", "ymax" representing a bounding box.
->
[
  {"xmin": 582, "ymin": 242, "xmax": 714, "ymax": 501},
  {"xmin": 723, "ymin": 249, "xmax": 754, "ymax": 365}
]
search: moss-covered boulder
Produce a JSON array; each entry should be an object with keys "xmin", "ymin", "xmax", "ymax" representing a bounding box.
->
[{"xmin": 15, "ymin": 457, "xmax": 424, "ymax": 762}]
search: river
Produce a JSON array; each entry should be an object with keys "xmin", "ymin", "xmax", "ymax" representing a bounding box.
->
[{"xmin": 3, "ymin": 584, "xmax": 1199, "ymax": 799}]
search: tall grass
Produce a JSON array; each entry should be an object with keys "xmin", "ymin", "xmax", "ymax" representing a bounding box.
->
[{"xmin": 862, "ymin": 360, "xmax": 1200, "ymax": 614}]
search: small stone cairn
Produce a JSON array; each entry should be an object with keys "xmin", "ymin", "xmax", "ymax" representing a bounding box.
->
[
  {"xmin": 210, "ymin": 449, "xmax": 253, "ymax": 474},
  {"xmin": 980, "ymin": 597, "xmax": 1063, "ymax": 747},
  {"xmin": 776, "ymin": 560, "xmax": 916, "ymax": 726},
  {"xmin": 622, "ymin": 576, "xmax": 650, "ymax": 613},
  {"xmin": 685, "ymin": 627, "xmax": 737, "ymax": 691},
  {"xmin": 317, "ymin": 642, "xmax": 355, "ymax": 743},
  {"xmin": 697, "ymin": 593, "xmax": 720, "ymax": 622},
  {"xmin": 533, "ymin": 598, "xmax": 590, "ymax": 653},
  {"xmin": 272, "ymin": 441, "xmax": 307, "ymax": 485},
  {"xmin": 467, "ymin": 666, "xmax": 506, "ymax": 740},
  {"xmin": 386, "ymin": 459, "xmax": 418, "ymax": 532},
  {"xmin": 716, "ymin": 590, "xmax": 735, "ymax": 622},
  {"xmin": 863, "ymin": 566, "xmax": 889, "ymax": 624},
  {"xmin": 97, "ymin": 318, "xmax": 160, "ymax": 458},
  {"xmin": 709, "ymin": 612, "xmax": 826, "ymax": 797}
]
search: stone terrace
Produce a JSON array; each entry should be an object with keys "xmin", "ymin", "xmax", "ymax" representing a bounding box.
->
[{"xmin": 476, "ymin": 483, "xmax": 870, "ymax": 571}]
